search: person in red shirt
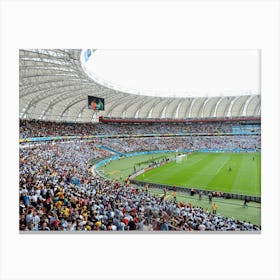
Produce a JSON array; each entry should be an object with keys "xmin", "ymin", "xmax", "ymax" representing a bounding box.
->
[{"xmin": 90, "ymin": 101, "xmax": 97, "ymax": 110}]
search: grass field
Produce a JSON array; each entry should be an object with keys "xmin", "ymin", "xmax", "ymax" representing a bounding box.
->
[
  {"xmin": 99, "ymin": 152, "xmax": 261, "ymax": 197},
  {"xmin": 135, "ymin": 152, "xmax": 261, "ymax": 197},
  {"xmin": 99, "ymin": 152, "xmax": 177, "ymax": 181},
  {"xmin": 97, "ymin": 151, "xmax": 261, "ymax": 225}
]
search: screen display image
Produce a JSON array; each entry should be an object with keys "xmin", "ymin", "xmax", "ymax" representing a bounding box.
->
[{"xmin": 88, "ymin": 96, "xmax": 105, "ymax": 111}]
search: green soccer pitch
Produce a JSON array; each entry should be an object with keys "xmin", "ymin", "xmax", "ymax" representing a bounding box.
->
[
  {"xmin": 97, "ymin": 151, "xmax": 261, "ymax": 225},
  {"xmin": 135, "ymin": 152, "xmax": 261, "ymax": 197},
  {"xmin": 99, "ymin": 152, "xmax": 261, "ymax": 197}
]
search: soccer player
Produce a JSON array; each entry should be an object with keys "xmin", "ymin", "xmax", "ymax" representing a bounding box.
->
[{"xmin": 229, "ymin": 166, "xmax": 232, "ymax": 172}]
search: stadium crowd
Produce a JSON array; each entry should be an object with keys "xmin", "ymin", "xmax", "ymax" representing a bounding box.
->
[
  {"xmin": 19, "ymin": 119, "xmax": 261, "ymax": 138},
  {"xmin": 99, "ymin": 135, "xmax": 260, "ymax": 153},
  {"xmin": 19, "ymin": 140, "xmax": 260, "ymax": 231}
]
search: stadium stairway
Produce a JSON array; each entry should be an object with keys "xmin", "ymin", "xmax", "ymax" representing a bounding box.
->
[{"xmin": 96, "ymin": 145, "xmax": 126, "ymax": 156}]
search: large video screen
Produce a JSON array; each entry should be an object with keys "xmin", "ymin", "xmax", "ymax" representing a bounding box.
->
[{"xmin": 88, "ymin": 96, "xmax": 105, "ymax": 111}]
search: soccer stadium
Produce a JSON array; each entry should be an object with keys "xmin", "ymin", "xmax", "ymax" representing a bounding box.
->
[{"xmin": 19, "ymin": 49, "xmax": 261, "ymax": 232}]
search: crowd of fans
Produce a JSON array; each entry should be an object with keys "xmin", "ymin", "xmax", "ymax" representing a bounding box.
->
[
  {"xmin": 19, "ymin": 139, "xmax": 260, "ymax": 231},
  {"xmin": 19, "ymin": 120, "xmax": 261, "ymax": 231},
  {"xmin": 19, "ymin": 119, "xmax": 260, "ymax": 138},
  {"xmin": 21, "ymin": 135, "xmax": 260, "ymax": 154},
  {"xmin": 99, "ymin": 135, "xmax": 260, "ymax": 153}
]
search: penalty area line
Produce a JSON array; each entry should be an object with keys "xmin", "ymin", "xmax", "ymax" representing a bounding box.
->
[{"xmin": 215, "ymin": 160, "xmax": 229, "ymax": 175}]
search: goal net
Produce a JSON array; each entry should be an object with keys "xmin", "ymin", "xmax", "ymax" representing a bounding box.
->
[{"xmin": 176, "ymin": 154, "xmax": 187, "ymax": 163}]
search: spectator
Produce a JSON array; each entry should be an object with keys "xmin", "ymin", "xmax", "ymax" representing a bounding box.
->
[
  {"xmin": 243, "ymin": 197, "xmax": 249, "ymax": 208},
  {"xmin": 212, "ymin": 203, "xmax": 218, "ymax": 214},
  {"xmin": 208, "ymin": 193, "xmax": 213, "ymax": 204}
]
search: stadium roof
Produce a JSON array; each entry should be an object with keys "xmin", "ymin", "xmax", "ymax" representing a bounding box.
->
[{"xmin": 19, "ymin": 49, "xmax": 261, "ymax": 122}]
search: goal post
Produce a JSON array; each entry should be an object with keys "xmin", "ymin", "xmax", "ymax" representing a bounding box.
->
[{"xmin": 176, "ymin": 154, "xmax": 187, "ymax": 163}]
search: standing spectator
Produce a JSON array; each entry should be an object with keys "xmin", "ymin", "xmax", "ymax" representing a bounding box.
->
[
  {"xmin": 243, "ymin": 197, "xmax": 249, "ymax": 208},
  {"xmin": 161, "ymin": 219, "xmax": 169, "ymax": 231},
  {"xmin": 208, "ymin": 192, "xmax": 213, "ymax": 204},
  {"xmin": 19, "ymin": 200, "xmax": 26, "ymax": 215},
  {"xmin": 190, "ymin": 188, "xmax": 195, "ymax": 196},
  {"xmin": 212, "ymin": 203, "xmax": 218, "ymax": 214},
  {"xmin": 173, "ymin": 190, "xmax": 177, "ymax": 202}
]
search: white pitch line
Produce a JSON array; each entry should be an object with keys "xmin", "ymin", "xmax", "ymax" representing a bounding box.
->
[
  {"xmin": 215, "ymin": 165, "xmax": 224, "ymax": 175},
  {"xmin": 214, "ymin": 158, "xmax": 229, "ymax": 175}
]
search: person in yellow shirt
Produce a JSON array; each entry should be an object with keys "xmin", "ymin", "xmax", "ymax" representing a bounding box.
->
[
  {"xmin": 212, "ymin": 203, "xmax": 218, "ymax": 214},
  {"xmin": 57, "ymin": 191, "xmax": 65, "ymax": 201},
  {"xmin": 145, "ymin": 184, "xmax": 149, "ymax": 193},
  {"xmin": 61, "ymin": 207, "xmax": 70, "ymax": 218},
  {"xmin": 81, "ymin": 206, "xmax": 88, "ymax": 218},
  {"xmin": 56, "ymin": 200, "xmax": 63, "ymax": 209},
  {"xmin": 173, "ymin": 191, "xmax": 177, "ymax": 202}
]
